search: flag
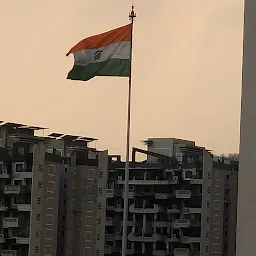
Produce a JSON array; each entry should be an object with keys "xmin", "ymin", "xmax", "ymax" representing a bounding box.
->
[{"xmin": 66, "ymin": 24, "xmax": 132, "ymax": 81}]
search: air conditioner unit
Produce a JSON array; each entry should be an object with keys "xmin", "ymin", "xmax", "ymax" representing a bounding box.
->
[
  {"xmin": 118, "ymin": 176, "xmax": 122, "ymax": 181},
  {"xmin": 173, "ymin": 176, "xmax": 178, "ymax": 181},
  {"xmin": 171, "ymin": 234, "xmax": 177, "ymax": 239},
  {"xmin": 172, "ymin": 204, "xmax": 177, "ymax": 209}
]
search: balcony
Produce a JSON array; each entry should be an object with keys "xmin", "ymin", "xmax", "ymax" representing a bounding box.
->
[
  {"xmin": 128, "ymin": 233, "xmax": 165, "ymax": 242},
  {"xmin": 4, "ymin": 185, "xmax": 20, "ymax": 195},
  {"xmin": 155, "ymin": 193, "xmax": 168, "ymax": 199},
  {"xmin": 153, "ymin": 221, "xmax": 173, "ymax": 228},
  {"xmin": 174, "ymin": 219, "xmax": 190, "ymax": 228},
  {"xmin": 114, "ymin": 232, "xmax": 122, "ymax": 240},
  {"xmin": 1, "ymin": 250, "xmax": 17, "ymax": 256},
  {"xmin": 153, "ymin": 250, "xmax": 167, "ymax": 256},
  {"xmin": 0, "ymin": 234, "xmax": 5, "ymax": 243},
  {"xmin": 129, "ymin": 204, "xmax": 163, "ymax": 214},
  {"xmin": 188, "ymin": 208, "xmax": 201, "ymax": 214},
  {"xmin": 175, "ymin": 190, "xmax": 191, "ymax": 199},
  {"xmin": 105, "ymin": 234, "xmax": 114, "ymax": 241},
  {"xmin": 106, "ymin": 205, "xmax": 115, "ymax": 211},
  {"xmin": 105, "ymin": 217, "xmax": 113, "ymax": 226},
  {"xmin": 3, "ymin": 217, "xmax": 19, "ymax": 228},
  {"xmin": 104, "ymin": 246, "xmax": 112, "ymax": 254},
  {"xmin": 174, "ymin": 248, "xmax": 189, "ymax": 256},
  {"xmin": 16, "ymin": 236, "xmax": 29, "ymax": 244},
  {"xmin": 106, "ymin": 189, "xmax": 114, "ymax": 198},
  {"xmin": 116, "ymin": 178, "xmax": 178, "ymax": 185},
  {"xmin": 16, "ymin": 204, "xmax": 32, "ymax": 212},
  {"xmin": 190, "ymin": 179, "xmax": 202, "ymax": 184}
]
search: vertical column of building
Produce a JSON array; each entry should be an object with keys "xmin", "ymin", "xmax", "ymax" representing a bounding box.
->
[
  {"xmin": 95, "ymin": 151, "xmax": 108, "ymax": 256},
  {"xmin": 210, "ymin": 166, "xmax": 225, "ymax": 256},
  {"xmin": 64, "ymin": 153, "xmax": 76, "ymax": 255},
  {"xmin": 200, "ymin": 150, "xmax": 212, "ymax": 256},
  {"xmin": 40, "ymin": 155, "xmax": 61, "ymax": 256},
  {"xmin": 29, "ymin": 142, "xmax": 46, "ymax": 256}
]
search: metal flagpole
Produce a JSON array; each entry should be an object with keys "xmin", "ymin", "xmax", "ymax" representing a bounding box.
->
[{"xmin": 121, "ymin": 5, "xmax": 136, "ymax": 256}]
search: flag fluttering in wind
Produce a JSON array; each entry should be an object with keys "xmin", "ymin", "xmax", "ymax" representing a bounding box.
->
[{"xmin": 66, "ymin": 24, "xmax": 132, "ymax": 81}]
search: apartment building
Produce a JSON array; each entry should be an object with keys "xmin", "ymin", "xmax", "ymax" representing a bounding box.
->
[
  {"xmin": 104, "ymin": 138, "xmax": 238, "ymax": 256},
  {"xmin": 0, "ymin": 121, "xmax": 108, "ymax": 256}
]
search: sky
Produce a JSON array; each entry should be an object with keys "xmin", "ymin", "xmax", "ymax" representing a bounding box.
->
[{"xmin": 0, "ymin": 0, "xmax": 244, "ymax": 158}]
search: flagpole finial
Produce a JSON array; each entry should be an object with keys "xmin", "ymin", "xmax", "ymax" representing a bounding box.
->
[{"xmin": 129, "ymin": 5, "xmax": 136, "ymax": 20}]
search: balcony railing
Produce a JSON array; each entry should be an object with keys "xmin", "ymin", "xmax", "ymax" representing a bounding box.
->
[
  {"xmin": 105, "ymin": 217, "xmax": 113, "ymax": 226},
  {"xmin": 4, "ymin": 185, "xmax": 20, "ymax": 194},
  {"xmin": 153, "ymin": 221, "xmax": 173, "ymax": 228},
  {"xmin": 1, "ymin": 250, "xmax": 17, "ymax": 256},
  {"xmin": 174, "ymin": 219, "xmax": 190, "ymax": 228},
  {"xmin": 174, "ymin": 248, "xmax": 189, "ymax": 256},
  {"xmin": 106, "ymin": 189, "xmax": 114, "ymax": 198},
  {"xmin": 181, "ymin": 236, "xmax": 201, "ymax": 243},
  {"xmin": 3, "ymin": 217, "xmax": 19, "ymax": 228},
  {"xmin": 152, "ymin": 250, "xmax": 167, "ymax": 256},
  {"xmin": 175, "ymin": 190, "xmax": 191, "ymax": 199},
  {"xmin": 128, "ymin": 233, "xmax": 165, "ymax": 242},
  {"xmin": 129, "ymin": 204, "xmax": 163, "ymax": 214},
  {"xmin": 155, "ymin": 193, "xmax": 168, "ymax": 199},
  {"xmin": 116, "ymin": 179, "xmax": 178, "ymax": 185},
  {"xmin": 15, "ymin": 204, "xmax": 32, "ymax": 212},
  {"xmin": 16, "ymin": 236, "xmax": 30, "ymax": 244},
  {"xmin": 104, "ymin": 246, "xmax": 112, "ymax": 254}
]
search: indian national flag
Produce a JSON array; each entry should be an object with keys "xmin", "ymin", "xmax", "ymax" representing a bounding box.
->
[{"xmin": 66, "ymin": 24, "xmax": 132, "ymax": 81}]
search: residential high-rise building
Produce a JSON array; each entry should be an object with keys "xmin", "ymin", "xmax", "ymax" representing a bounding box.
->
[{"xmin": 104, "ymin": 138, "xmax": 238, "ymax": 256}]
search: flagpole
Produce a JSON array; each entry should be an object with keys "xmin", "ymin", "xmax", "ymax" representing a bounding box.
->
[{"xmin": 121, "ymin": 5, "xmax": 136, "ymax": 256}]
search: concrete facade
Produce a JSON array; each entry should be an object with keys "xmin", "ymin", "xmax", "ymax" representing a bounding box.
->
[{"xmin": 237, "ymin": 0, "xmax": 256, "ymax": 255}]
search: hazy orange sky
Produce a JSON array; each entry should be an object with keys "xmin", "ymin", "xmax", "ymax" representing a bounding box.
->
[{"xmin": 0, "ymin": 0, "xmax": 244, "ymax": 157}]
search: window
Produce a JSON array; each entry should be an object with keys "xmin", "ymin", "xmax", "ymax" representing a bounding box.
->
[
  {"xmin": 39, "ymin": 165, "xmax": 43, "ymax": 171},
  {"xmin": 64, "ymin": 199, "xmax": 66, "ymax": 205},
  {"xmin": 213, "ymin": 229, "xmax": 220, "ymax": 238},
  {"xmin": 46, "ymin": 198, "xmax": 54, "ymax": 209},
  {"xmin": 226, "ymin": 174, "xmax": 230, "ymax": 180},
  {"xmin": 98, "ymin": 203, "xmax": 102, "ymax": 210},
  {"xmin": 63, "ymin": 215, "xmax": 66, "ymax": 221},
  {"xmin": 35, "ymin": 246, "xmax": 39, "ymax": 253},
  {"xmin": 44, "ymin": 245, "xmax": 52, "ymax": 256},
  {"xmin": 36, "ymin": 230, "xmax": 40, "ymax": 237},
  {"xmin": 206, "ymin": 231, "xmax": 209, "ymax": 237},
  {"xmin": 48, "ymin": 165, "xmax": 56, "ymax": 176},
  {"xmin": 64, "ymin": 183, "xmax": 67, "ymax": 189},
  {"xmin": 185, "ymin": 171, "xmax": 192, "ymax": 178},
  {"xmin": 62, "ymin": 231, "xmax": 65, "ymax": 236},
  {"xmin": 99, "ymin": 171, "xmax": 103, "ymax": 178},
  {"xmin": 45, "ymin": 214, "xmax": 53, "ymax": 225},
  {"xmin": 85, "ymin": 231, "xmax": 92, "ymax": 242},
  {"xmin": 206, "ymin": 202, "xmax": 210, "ymax": 208},
  {"xmin": 87, "ymin": 185, "xmax": 93, "ymax": 196},
  {"xmin": 205, "ymin": 246, "xmax": 208, "ymax": 253},
  {"xmin": 37, "ymin": 198, "xmax": 42, "ymax": 204},
  {"xmin": 18, "ymin": 147, "xmax": 24, "ymax": 155},
  {"xmin": 15, "ymin": 162, "xmax": 24, "ymax": 172},
  {"xmin": 36, "ymin": 214, "xmax": 40, "ymax": 221},
  {"xmin": 86, "ymin": 201, "xmax": 93, "ymax": 212},
  {"xmin": 206, "ymin": 217, "xmax": 210, "ymax": 223},
  {"xmin": 88, "ymin": 169, "xmax": 95, "ymax": 180},
  {"xmin": 71, "ymin": 199, "xmax": 75, "ymax": 208},
  {"xmin": 84, "ymin": 247, "xmax": 91, "ymax": 256},
  {"xmin": 65, "ymin": 168, "xmax": 67, "ymax": 173},
  {"xmin": 96, "ymin": 249, "xmax": 100, "ymax": 256},
  {"xmin": 85, "ymin": 216, "xmax": 93, "ymax": 227},
  {"xmin": 97, "ymin": 233, "xmax": 100, "ymax": 240},
  {"xmin": 0, "ymin": 163, "xmax": 3, "ymax": 174},
  {"xmin": 38, "ymin": 181, "xmax": 42, "ymax": 188},
  {"xmin": 45, "ymin": 229, "xmax": 52, "ymax": 240},
  {"xmin": 207, "ymin": 187, "xmax": 210, "ymax": 193},
  {"xmin": 97, "ymin": 218, "xmax": 101, "ymax": 225},
  {"xmin": 98, "ymin": 188, "xmax": 103, "ymax": 195},
  {"xmin": 47, "ymin": 181, "xmax": 55, "ymax": 193},
  {"xmin": 72, "ymin": 182, "xmax": 76, "ymax": 190},
  {"xmin": 207, "ymin": 173, "xmax": 211, "ymax": 179}
]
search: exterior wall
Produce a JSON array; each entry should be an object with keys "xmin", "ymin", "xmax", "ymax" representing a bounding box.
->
[
  {"xmin": 200, "ymin": 150, "xmax": 213, "ymax": 256},
  {"xmin": 210, "ymin": 168, "xmax": 225, "ymax": 256},
  {"xmin": 237, "ymin": 0, "xmax": 256, "ymax": 255},
  {"xmin": 64, "ymin": 150, "xmax": 108, "ymax": 256}
]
